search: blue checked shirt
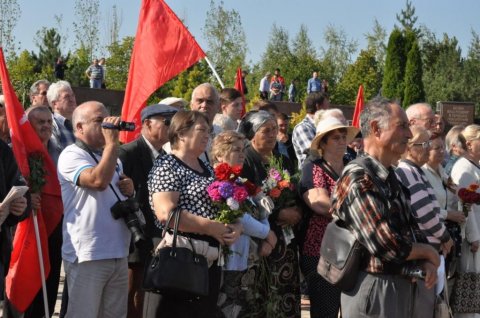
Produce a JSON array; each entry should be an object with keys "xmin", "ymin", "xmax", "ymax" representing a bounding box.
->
[{"xmin": 292, "ymin": 115, "xmax": 316, "ymax": 169}]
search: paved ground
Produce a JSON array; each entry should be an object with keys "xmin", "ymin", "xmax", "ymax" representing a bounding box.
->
[{"xmin": 4, "ymin": 268, "xmax": 312, "ymax": 317}]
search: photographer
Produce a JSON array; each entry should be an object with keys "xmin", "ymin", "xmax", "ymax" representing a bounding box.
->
[{"xmin": 57, "ymin": 101, "xmax": 134, "ymax": 317}]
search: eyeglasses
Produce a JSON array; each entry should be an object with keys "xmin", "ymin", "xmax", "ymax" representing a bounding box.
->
[
  {"xmin": 160, "ymin": 118, "xmax": 171, "ymax": 126},
  {"xmin": 416, "ymin": 117, "xmax": 434, "ymax": 126},
  {"xmin": 36, "ymin": 91, "xmax": 47, "ymax": 96},
  {"xmin": 411, "ymin": 140, "xmax": 432, "ymax": 149}
]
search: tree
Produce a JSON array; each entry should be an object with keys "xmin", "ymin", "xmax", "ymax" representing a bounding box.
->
[
  {"xmin": 403, "ymin": 40, "xmax": 425, "ymax": 107},
  {"xmin": 73, "ymin": 0, "xmax": 100, "ymax": 60},
  {"xmin": 0, "ymin": 0, "xmax": 21, "ymax": 59},
  {"xmin": 382, "ymin": 28, "xmax": 407, "ymax": 101},
  {"xmin": 422, "ymin": 34, "xmax": 464, "ymax": 105},
  {"xmin": 203, "ymin": 0, "xmax": 247, "ymax": 86},
  {"xmin": 32, "ymin": 28, "xmax": 63, "ymax": 79},
  {"xmin": 365, "ymin": 19, "xmax": 387, "ymax": 71},
  {"xmin": 105, "ymin": 36, "xmax": 134, "ymax": 90},
  {"xmin": 396, "ymin": 0, "xmax": 421, "ymax": 38},
  {"xmin": 170, "ymin": 61, "xmax": 211, "ymax": 102},
  {"xmin": 333, "ymin": 49, "xmax": 381, "ymax": 105},
  {"xmin": 104, "ymin": 5, "xmax": 122, "ymax": 48},
  {"xmin": 6, "ymin": 50, "xmax": 37, "ymax": 105},
  {"xmin": 290, "ymin": 25, "xmax": 321, "ymax": 100},
  {"xmin": 464, "ymin": 30, "xmax": 480, "ymax": 110},
  {"xmin": 65, "ymin": 45, "xmax": 90, "ymax": 87},
  {"xmin": 320, "ymin": 24, "xmax": 358, "ymax": 85}
]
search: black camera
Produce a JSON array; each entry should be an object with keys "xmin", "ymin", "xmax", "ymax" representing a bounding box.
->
[
  {"xmin": 401, "ymin": 265, "xmax": 426, "ymax": 280},
  {"xmin": 110, "ymin": 198, "xmax": 147, "ymax": 244},
  {"xmin": 101, "ymin": 121, "xmax": 136, "ymax": 131}
]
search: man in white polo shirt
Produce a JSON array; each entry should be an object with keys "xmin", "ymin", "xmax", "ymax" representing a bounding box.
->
[{"xmin": 57, "ymin": 101, "xmax": 134, "ymax": 317}]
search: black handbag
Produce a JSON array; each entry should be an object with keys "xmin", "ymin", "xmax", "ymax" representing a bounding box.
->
[{"xmin": 142, "ymin": 208, "xmax": 209, "ymax": 298}]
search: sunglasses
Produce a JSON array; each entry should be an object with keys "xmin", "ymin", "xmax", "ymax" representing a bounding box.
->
[{"xmin": 411, "ymin": 140, "xmax": 431, "ymax": 149}]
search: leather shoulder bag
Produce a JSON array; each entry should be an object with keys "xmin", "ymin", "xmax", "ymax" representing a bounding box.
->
[{"xmin": 143, "ymin": 208, "xmax": 209, "ymax": 299}]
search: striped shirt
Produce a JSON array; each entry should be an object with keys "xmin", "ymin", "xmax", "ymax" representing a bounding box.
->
[
  {"xmin": 395, "ymin": 159, "xmax": 451, "ymax": 249},
  {"xmin": 331, "ymin": 155, "xmax": 425, "ymax": 273}
]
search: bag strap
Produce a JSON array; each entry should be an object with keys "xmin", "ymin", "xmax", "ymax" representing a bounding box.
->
[{"xmin": 161, "ymin": 207, "xmax": 200, "ymax": 257}]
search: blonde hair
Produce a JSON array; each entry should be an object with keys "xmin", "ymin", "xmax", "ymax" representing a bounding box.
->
[
  {"xmin": 460, "ymin": 124, "xmax": 480, "ymax": 151},
  {"xmin": 211, "ymin": 130, "xmax": 245, "ymax": 165}
]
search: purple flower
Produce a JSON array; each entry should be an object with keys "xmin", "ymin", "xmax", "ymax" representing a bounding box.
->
[
  {"xmin": 269, "ymin": 168, "xmax": 282, "ymax": 181},
  {"xmin": 218, "ymin": 181, "xmax": 234, "ymax": 199}
]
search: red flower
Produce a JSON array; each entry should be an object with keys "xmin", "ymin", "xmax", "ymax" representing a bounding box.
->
[
  {"xmin": 278, "ymin": 180, "xmax": 290, "ymax": 189},
  {"xmin": 244, "ymin": 180, "xmax": 260, "ymax": 196},
  {"xmin": 231, "ymin": 165, "xmax": 242, "ymax": 178},
  {"xmin": 458, "ymin": 187, "xmax": 480, "ymax": 204},
  {"xmin": 215, "ymin": 163, "xmax": 232, "ymax": 181},
  {"xmin": 270, "ymin": 188, "xmax": 282, "ymax": 198}
]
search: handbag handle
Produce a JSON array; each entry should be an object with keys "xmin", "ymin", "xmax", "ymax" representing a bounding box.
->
[{"xmin": 161, "ymin": 207, "xmax": 200, "ymax": 258}]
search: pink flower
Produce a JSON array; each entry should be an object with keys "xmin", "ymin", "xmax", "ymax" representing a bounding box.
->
[
  {"xmin": 232, "ymin": 185, "xmax": 248, "ymax": 203},
  {"xmin": 207, "ymin": 181, "xmax": 223, "ymax": 201},
  {"xmin": 269, "ymin": 168, "xmax": 282, "ymax": 181}
]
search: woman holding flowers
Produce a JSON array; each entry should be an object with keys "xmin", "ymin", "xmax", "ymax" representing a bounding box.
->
[
  {"xmin": 147, "ymin": 111, "xmax": 241, "ymax": 318},
  {"xmin": 237, "ymin": 110, "xmax": 301, "ymax": 318},
  {"xmin": 450, "ymin": 125, "xmax": 480, "ymax": 318},
  {"xmin": 210, "ymin": 130, "xmax": 277, "ymax": 318},
  {"xmin": 299, "ymin": 116, "xmax": 358, "ymax": 318}
]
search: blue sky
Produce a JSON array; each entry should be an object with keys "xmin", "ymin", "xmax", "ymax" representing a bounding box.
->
[{"xmin": 14, "ymin": 0, "xmax": 480, "ymax": 64}]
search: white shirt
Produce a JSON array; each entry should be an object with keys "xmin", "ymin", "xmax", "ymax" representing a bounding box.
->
[{"xmin": 58, "ymin": 144, "xmax": 131, "ymax": 263}]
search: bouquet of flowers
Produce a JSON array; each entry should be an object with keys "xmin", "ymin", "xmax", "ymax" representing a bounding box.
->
[
  {"xmin": 207, "ymin": 163, "xmax": 260, "ymax": 261},
  {"xmin": 28, "ymin": 152, "xmax": 47, "ymax": 193},
  {"xmin": 458, "ymin": 183, "xmax": 480, "ymax": 216},
  {"xmin": 261, "ymin": 156, "xmax": 298, "ymax": 245}
]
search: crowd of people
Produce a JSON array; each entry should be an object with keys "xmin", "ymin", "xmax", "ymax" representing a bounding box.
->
[{"xmin": 0, "ymin": 74, "xmax": 479, "ymax": 318}]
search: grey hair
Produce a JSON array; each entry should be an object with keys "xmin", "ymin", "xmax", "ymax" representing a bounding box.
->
[
  {"xmin": 405, "ymin": 103, "xmax": 432, "ymax": 120},
  {"xmin": 26, "ymin": 106, "xmax": 51, "ymax": 121},
  {"xmin": 47, "ymin": 80, "xmax": 73, "ymax": 105},
  {"xmin": 445, "ymin": 125, "xmax": 465, "ymax": 154},
  {"xmin": 191, "ymin": 83, "xmax": 219, "ymax": 104},
  {"xmin": 29, "ymin": 79, "xmax": 50, "ymax": 96},
  {"xmin": 250, "ymin": 110, "xmax": 274, "ymax": 134},
  {"xmin": 237, "ymin": 110, "xmax": 275, "ymax": 140},
  {"xmin": 314, "ymin": 108, "xmax": 345, "ymax": 126},
  {"xmin": 360, "ymin": 97, "xmax": 397, "ymax": 137}
]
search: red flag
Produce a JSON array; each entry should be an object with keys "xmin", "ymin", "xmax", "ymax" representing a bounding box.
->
[
  {"xmin": 234, "ymin": 67, "xmax": 246, "ymax": 117},
  {"xmin": 352, "ymin": 85, "xmax": 364, "ymax": 128},
  {"xmin": 0, "ymin": 47, "xmax": 63, "ymax": 312},
  {"xmin": 120, "ymin": 0, "xmax": 206, "ymax": 143}
]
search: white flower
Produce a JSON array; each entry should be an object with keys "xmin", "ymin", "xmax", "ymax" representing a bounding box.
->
[
  {"xmin": 266, "ymin": 178, "xmax": 277, "ymax": 190},
  {"xmin": 226, "ymin": 197, "xmax": 240, "ymax": 210}
]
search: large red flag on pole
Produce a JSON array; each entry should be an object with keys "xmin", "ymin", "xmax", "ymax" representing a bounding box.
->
[
  {"xmin": 234, "ymin": 67, "xmax": 246, "ymax": 117},
  {"xmin": 352, "ymin": 84, "xmax": 364, "ymax": 128},
  {"xmin": 120, "ymin": 0, "xmax": 206, "ymax": 143},
  {"xmin": 0, "ymin": 47, "xmax": 63, "ymax": 312}
]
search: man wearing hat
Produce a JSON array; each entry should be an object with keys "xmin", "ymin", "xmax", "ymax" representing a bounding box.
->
[{"xmin": 118, "ymin": 103, "xmax": 178, "ymax": 317}]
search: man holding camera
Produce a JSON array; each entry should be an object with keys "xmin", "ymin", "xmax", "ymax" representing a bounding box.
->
[
  {"xmin": 119, "ymin": 103, "xmax": 178, "ymax": 317},
  {"xmin": 57, "ymin": 101, "xmax": 134, "ymax": 317}
]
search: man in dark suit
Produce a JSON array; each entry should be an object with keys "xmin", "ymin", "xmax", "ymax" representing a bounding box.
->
[{"xmin": 119, "ymin": 103, "xmax": 178, "ymax": 318}]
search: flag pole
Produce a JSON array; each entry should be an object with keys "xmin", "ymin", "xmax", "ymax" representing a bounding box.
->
[
  {"xmin": 32, "ymin": 210, "xmax": 50, "ymax": 317},
  {"xmin": 204, "ymin": 56, "xmax": 225, "ymax": 89}
]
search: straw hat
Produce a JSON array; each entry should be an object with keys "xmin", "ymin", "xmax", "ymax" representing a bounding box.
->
[{"xmin": 310, "ymin": 116, "xmax": 359, "ymax": 152}]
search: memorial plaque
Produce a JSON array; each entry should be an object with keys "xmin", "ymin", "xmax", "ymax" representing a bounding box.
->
[{"xmin": 436, "ymin": 101, "xmax": 475, "ymax": 128}]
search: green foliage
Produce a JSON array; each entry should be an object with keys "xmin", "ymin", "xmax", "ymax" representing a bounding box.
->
[
  {"xmin": 73, "ymin": 0, "xmax": 100, "ymax": 60},
  {"xmin": 170, "ymin": 60, "xmax": 211, "ymax": 103},
  {"xmin": 403, "ymin": 41, "xmax": 425, "ymax": 107},
  {"xmin": 320, "ymin": 25, "xmax": 358, "ymax": 85},
  {"xmin": 7, "ymin": 50, "xmax": 37, "ymax": 106},
  {"xmin": 365, "ymin": 19, "xmax": 387, "ymax": 72},
  {"xmin": 0, "ymin": 0, "xmax": 21, "ymax": 59},
  {"xmin": 396, "ymin": 0, "xmax": 422, "ymax": 38},
  {"xmin": 422, "ymin": 34, "xmax": 464, "ymax": 105},
  {"xmin": 28, "ymin": 152, "xmax": 47, "ymax": 194},
  {"xmin": 105, "ymin": 36, "xmax": 134, "ymax": 90},
  {"xmin": 464, "ymin": 30, "xmax": 480, "ymax": 111},
  {"xmin": 382, "ymin": 28, "xmax": 407, "ymax": 101},
  {"xmin": 334, "ymin": 49, "xmax": 382, "ymax": 105},
  {"xmin": 203, "ymin": 0, "xmax": 246, "ymax": 84},
  {"xmin": 32, "ymin": 28, "xmax": 62, "ymax": 80},
  {"xmin": 65, "ymin": 45, "xmax": 90, "ymax": 87}
]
